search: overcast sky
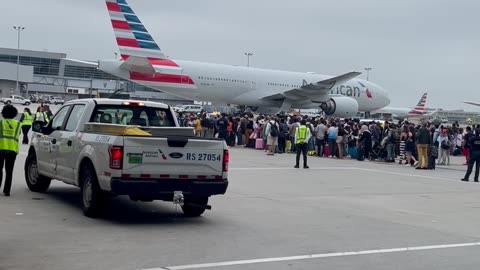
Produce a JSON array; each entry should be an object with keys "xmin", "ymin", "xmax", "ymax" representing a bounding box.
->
[{"xmin": 1, "ymin": 0, "xmax": 479, "ymax": 110}]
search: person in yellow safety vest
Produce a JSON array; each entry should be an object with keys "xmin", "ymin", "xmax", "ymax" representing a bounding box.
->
[
  {"xmin": 34, "ymin": 106, "xmax": 50, "ymax": 127},
  {"xmin": 294, "ymin": 119, "xmax": 312, "ymax": 169},
  {"xmin": 19, "ymin": 107, "xmax": 33, "ymax": 144},
  {"xmin": 0, "ymin": 105, "xmax": 21, "ymax": 196}
]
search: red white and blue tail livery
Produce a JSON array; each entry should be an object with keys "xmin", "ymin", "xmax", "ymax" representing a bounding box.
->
[
  {"xmin": 97, "ymin": 0, "xmax": 390, "ymax": 116},
  {"xmin": 105, "ymin": 0, "xmax": 195, "ymax": 88},
  {"xmin": 106, "ymin": 0, "xmax": 165, "ymax": 60},
  {"xmin": 373, "ymin": 93, "xmax": 429, "ymax": 119},
  {"xmin": 408, "ymin": 93, "xmax": 428, "ymax": 115}
]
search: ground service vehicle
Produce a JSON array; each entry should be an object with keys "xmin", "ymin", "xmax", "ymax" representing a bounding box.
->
[
  {"xmin": 30, "ymin": 94, "xmax": 41, "ymax": 103},
  {"xmin": 1, "ymin": 95, "xmax": 30, "ymax": 105},
  {"xmin": 42, "ymin": 95, "xmax": 54, "ymax": 104},
  {"xmin": 177, "ymin": 105, "xmax": 203, "ymax": 114},
  {"xmin": 25, "ymin": 99, "xmax": 229, "ymax": 218},
  {"xmin": 50, "ymin": 97, "xmax": 65, "ymax": 105}
]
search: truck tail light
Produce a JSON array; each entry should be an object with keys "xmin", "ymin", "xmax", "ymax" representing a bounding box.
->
[
  {"xmin": 222, "ymin": 149, "xmax": 229, "ymax": 172},
  {"xmin": 109, "ymin": 145, "xmax": 123, "ymax": 170}
]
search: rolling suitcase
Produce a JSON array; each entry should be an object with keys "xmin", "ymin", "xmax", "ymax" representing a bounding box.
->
[
  {"xmin": 348, "ymin": 146, "xmax": 357, "ymax": 159},
  {"xmin": 323, "ymin": 145, "xmax": 330, "ymax": 157},
  {"xmin": 246, "ymin": 138, "xmax": 255, "ymax": 148},
  {"xmin": 255, "ymin": 138, "xmax": 264, "ymax": 150},
  {"xmin": 357, "ymin": 144, "xmax": 365, "ymax": 161}
]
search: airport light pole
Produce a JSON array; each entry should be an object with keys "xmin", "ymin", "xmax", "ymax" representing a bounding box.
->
[
  {"xmin": 245, "ymin": 52, "xmax": 253, "ymax": 67},
  {"xmin": 13, "ymin": 26, "xmax": 25, "ymax": 96},
  {"xmin": 364, "ymin": 67, "xmax": 372, "ymax": 81}
]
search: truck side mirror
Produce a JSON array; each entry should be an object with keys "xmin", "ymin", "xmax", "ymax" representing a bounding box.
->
[{"xmin": 32, "ymin": 122, "xmax": 43, "ymax": 133}]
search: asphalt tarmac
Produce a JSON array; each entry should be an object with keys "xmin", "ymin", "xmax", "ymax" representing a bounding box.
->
[{"xmin": 1, "ymin": 144, "xmax": 480, "ymax": 270}]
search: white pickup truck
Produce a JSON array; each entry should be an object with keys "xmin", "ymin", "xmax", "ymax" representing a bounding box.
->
[
  {"xmin": 25, "ymin": 99, "xmax": 229, "ymax": 217},
  {"xmin": 1, "ymin": 95, "xmax": 31, "ymax": 105}
]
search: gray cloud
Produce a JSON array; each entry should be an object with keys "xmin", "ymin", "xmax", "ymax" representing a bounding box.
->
[{"xmin": 1, "ymin": 0, "xmax": 479, "ymax": 110}]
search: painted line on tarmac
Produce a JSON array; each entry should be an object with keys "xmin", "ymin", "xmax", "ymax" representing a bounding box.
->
[
  {"xmin": 230, "ymin": 167, "xmax": 457, "ymax": 182},
  {"xmin": 358, "ymin": 168, "xmax": 457, "ymax": 182},
  {"xmin": 230, "ymin": 167, "xmax": 356, "ymax": 171},
  {"xmin": 144, "ymin": 242, "xmax": 480, "ymax": 270}
]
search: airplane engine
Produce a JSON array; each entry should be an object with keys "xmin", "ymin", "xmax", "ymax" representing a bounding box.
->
[{"xmin": 318, "ymin": 97, "xmax": 359, "ymax": 118}]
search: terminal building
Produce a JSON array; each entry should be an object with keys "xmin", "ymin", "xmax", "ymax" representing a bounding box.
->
[{"xmin": 0, "ymin": 47, "xmax": 190, "ymax": 104}]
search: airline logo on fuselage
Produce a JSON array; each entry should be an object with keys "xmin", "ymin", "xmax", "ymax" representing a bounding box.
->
[
  {"xmin": 329, "ymin": 85, "xmax": 362, "ymax": 98},
  {"xmin": 302, "ymin": 80, "xmax": 369, "ymax": 99}
]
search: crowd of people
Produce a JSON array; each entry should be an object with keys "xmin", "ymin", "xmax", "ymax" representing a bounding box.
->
[
  {"xmin": 178, "ymin": 111, "xmax": 480, "ymax": 175},
  {"xmin": 1, "ymin": 106, "xmax": 478, "ymax": 197}
]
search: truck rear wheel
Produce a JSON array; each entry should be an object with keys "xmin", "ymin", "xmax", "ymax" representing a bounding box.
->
[
  {"xmin": 181, "ymin": 196, "xmax": 208, "ymax": 217},
  {"xmin": 80, "ymin": 165, "xmax": 106, "ymax": 218},
  {"xmin": 25, "ymin": 154, "xmax": 51, "ymax": 192}
]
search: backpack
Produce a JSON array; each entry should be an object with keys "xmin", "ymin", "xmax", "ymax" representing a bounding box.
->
[
  {"xmin": 441, "ymin": 140, "xmax": 451, "ymax": 150},
  {"xmin": 389, "ymin": 130, "xmax": 397, "ymax": 143},
  {"xmin": 279, "ymin": 123, "xmax": 288, "ymax": 139},
  {"xmin": 429, "ymin": 145, "xmax": 438, "ymax": 158},
  {"xmin": 270, "ymin": 122, "xmax": 279, "ymax": 137}
]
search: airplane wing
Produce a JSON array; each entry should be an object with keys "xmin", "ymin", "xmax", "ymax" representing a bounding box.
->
[
  {"xmin": 464, "ymin": 101, "xmax": 480, "ymax": 107},
  {"xmin": 262, "ymin": 71, "xmax": 361, "ymax": 101},
  {"xmin": 62, "ymin": 58, "xmax": 99, "ymax": 67}
]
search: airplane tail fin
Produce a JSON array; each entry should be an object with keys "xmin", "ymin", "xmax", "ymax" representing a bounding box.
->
[
  {"xmin": 408, "ymin": 93, "xmax": 428, "ymax": 115},
  {"xmin": 105, "ymin": 0, "xmax": 166, "ymax": 60}
]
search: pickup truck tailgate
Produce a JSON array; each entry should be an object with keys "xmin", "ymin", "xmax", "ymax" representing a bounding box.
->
[{"xmin": 122, "ymin": 136, "xmax": 226, "ymax": 179}]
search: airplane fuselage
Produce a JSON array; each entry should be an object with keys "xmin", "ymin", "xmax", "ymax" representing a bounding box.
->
[{"xmin": 100, "ymin": 59, "xmax": 390, "ymax": 112}]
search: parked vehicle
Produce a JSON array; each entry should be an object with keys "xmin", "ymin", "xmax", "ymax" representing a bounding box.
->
[
  {"xmin": 42, "ymin": 95, "xmax": 54, "ymax": 104},
  {"xmin": 173, "ymin": 104, "xmax": 188, "ymax": 112},
  {"xmin": 26, "ymin": 99, "xmax": 229, "ymax": 218},
  {"xmin": 177, "ymin": 105, "xmax": 203, "ymax": 114},
  {"xmin": 50, "ymin": 97, "xmax": 65, "ymax": 105},
  {"xmin": 30, "ymin": 94, "xmax": 41, "ymax": 103},
  {"xmin": 1, "ymin": 95, "xmax": 31, "ymax": 105}
]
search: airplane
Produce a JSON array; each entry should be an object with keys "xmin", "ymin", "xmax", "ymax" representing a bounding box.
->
[
  {"xmin": 372, "ymin": 93, "xmax": 428, "ymax": 119},
  {"xmin": 89, "ymin": 0, "xmax": 391, "ymax": 117},
  {"xmin": 464, "ymin": 101, "xmax": 480, "ymax": 107}
]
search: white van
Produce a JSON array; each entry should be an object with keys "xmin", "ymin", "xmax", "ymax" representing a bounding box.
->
[{"xmin": 178, "ymin": 105, "xmax": 203, "ymax": 114}]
